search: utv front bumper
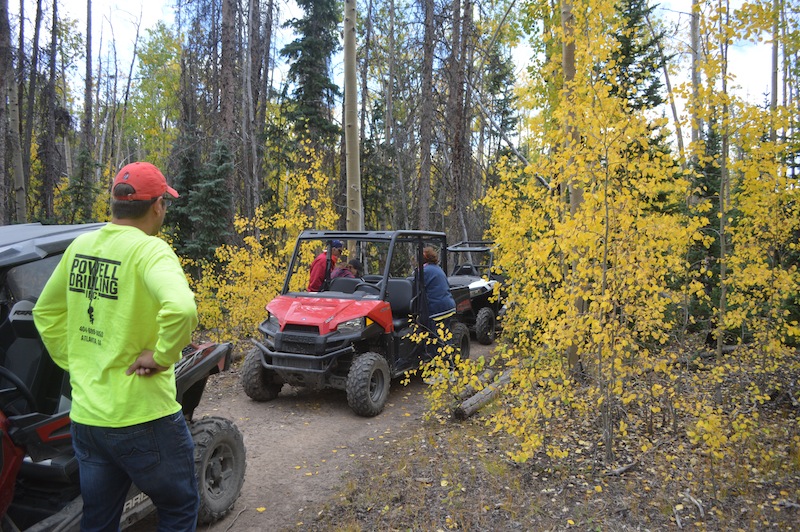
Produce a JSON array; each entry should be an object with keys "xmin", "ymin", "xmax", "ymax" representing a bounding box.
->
[{"xmin": 251, "ymin": 320, "xmax": 362, "ymax": 389}]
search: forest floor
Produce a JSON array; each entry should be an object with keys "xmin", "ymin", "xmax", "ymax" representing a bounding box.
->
[{"xmin": 135, "ymin": 340, "xmax": 800, "ymax": 531}]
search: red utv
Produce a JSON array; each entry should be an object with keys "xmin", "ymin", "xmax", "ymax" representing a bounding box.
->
[{"xmin": 241, "ymin": 230, "xmax": 471, "ymax": 417}]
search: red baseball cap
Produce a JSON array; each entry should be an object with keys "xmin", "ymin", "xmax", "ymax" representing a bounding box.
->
[{"xmin": 112, "ymin": 162, "xmax": 179, "ymax": 201}]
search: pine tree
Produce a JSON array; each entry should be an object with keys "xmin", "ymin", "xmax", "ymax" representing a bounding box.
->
[
  {"xmin": 603, "ymin": 0, "xmax": 665, "ymax": 111},
  {"xmin": 280, "ymin": 0, "xmax": 341, "ymax": 146},
  {"xmin": 185, "ymin": 141, "xmax": 234, "ymax": 263}
]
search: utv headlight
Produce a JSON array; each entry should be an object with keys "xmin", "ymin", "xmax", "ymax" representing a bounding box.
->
[
  {"xmin": 337, "ymin": 317, "xmax": 366, "ymax": 335},
  {"xmin": 267, "ymin": 312, "xmax": 280, "ymax": 329}
]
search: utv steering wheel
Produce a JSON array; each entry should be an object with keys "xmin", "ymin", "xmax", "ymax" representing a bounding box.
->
[
  {"xmin": 0, "ymin": 366, "xmax": 38, "ymax": 415},
  {"xmin": 353, "ymin": 282, "xmax": 381, "ymax": 294}
]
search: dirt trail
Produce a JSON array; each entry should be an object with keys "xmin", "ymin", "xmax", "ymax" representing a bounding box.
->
[{"xmin": 130, "ymin": 342, "xmax": 490, "ymax": 531}]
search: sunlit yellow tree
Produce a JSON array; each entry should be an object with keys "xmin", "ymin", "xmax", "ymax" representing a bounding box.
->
[
  {"xmin": 433, "ymin": 0, "xmax": 800, "ymax": 506},
  {"xmin": 674, "ymin": 0, "xmax": 800, "ymax": 491},
  {"xmin": 441, "ymin": 0, "xmax": 708, "ymax": 465},
  {"xmin": 192, "ymin": 142, "xmax": 338, "ymax": 342}
]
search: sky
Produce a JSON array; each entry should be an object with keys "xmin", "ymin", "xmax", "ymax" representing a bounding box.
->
[
  {"xmin": 658, "ymin": 0, "xmax": 774, "ymax": 104},
  {"xmin": 57, "ymin": 0, "xmax": 772, "ymax": 107},
  {"xmin": 60, "ymin": 0, "xmax": 174, "ymax": 71}
]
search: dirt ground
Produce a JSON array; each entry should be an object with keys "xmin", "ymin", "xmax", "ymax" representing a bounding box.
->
[{"xmin": 131, "ymin": 342, "xmax": 492, "ymax": 532}]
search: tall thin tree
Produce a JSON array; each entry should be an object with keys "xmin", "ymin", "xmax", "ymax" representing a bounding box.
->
[{"xmin": 343, "ymin": 0, "xmax": 361, "ymax": 231}]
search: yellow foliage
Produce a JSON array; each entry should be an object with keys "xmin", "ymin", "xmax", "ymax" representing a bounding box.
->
[
  {"xmin": 417, "ymin": 0, "xmax": 800, "ymax": 505},
  {"xmin": 191, "ymin": 144, "xmax": 338, "ymax": 342}
]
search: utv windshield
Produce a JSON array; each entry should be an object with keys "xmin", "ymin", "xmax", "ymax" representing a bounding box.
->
[
  {"xmin": 4, "ymin": 254, "xmax": 62, "ymax": 304},
  {"xmin": 282, "ymin": 231, "xmax": 449, "ymax": 296}
]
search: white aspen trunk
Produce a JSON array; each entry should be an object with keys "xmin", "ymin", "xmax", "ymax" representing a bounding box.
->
[{"xmin": 343, "ymin": 0, "xmax": 362, "ymax": 231}]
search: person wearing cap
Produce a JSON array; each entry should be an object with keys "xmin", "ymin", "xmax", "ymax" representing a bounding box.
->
[
  {"xmin": 331, "ymin": 258, "xmax": 364, "ymax": 280},
  {"xmin": 307, "ymin": 240, "xmax": 343, "ymax": 291},
  {"xmin": 34, "ymin": 161, "xmax": 200, "ymax": 531}
]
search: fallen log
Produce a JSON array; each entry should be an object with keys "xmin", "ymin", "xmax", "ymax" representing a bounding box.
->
[
  {"xmin": 453, "ymin": 371, "xmax": 511, "ymax": 420},
  {"xmin": 455, "ymin": 369, "xmax": 497, "ymax": 401}
]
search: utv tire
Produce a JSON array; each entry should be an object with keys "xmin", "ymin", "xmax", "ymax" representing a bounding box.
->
[
  {"xmin": 241, "ymin": 347, "xmax": 283, "ymax": 401},
  {"xmin": 450, "ymin": 321, "xmax": 471, "ymax": 361},
  {"xmin": 191, "ymin": 417, "xmax": 246, "ymax": 524},
  {"xmin": 475, "ymin": 307, "xmax": 496, "ymax": 345},
  {"xmin": 346, "ymin": 352, "xmax": 390, "ymax": 417}
]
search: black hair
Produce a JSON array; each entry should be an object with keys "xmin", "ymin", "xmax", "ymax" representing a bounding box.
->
[{"xmin": 111, "ymin": 183, "xmax": 158, "ymax": 219}]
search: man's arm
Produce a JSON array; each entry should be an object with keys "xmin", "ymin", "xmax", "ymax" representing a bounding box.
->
[{"xmin": 144, "ymin": 244, "xmax": 198, "ymax": 368}]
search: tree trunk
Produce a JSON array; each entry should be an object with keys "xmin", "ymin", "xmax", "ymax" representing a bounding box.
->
[
  {"xmin": 417, "ymin": 0, "xmax": 434, "ymax": 230},
  {"xmin": 0, "ymin": 0, "xmax": 8, "ymax": 223},
  {"xmin": 769, "ymin": 0, "xmax": 779, "ymax": 143},
  {"xmin": 716, "ymin": 0, "xmax": 730, "ymax": 360},
  {"xmin": 645, "ymin": 12, "xmax": 684, "ymax": 161},
  {"xmin": 7, "ymin": 78, "xmax": 25, "ymax": 223},
  {"xmin": 447, "ymin": 0, "xmax": 465, "ymax": 237},
  {"xmin": 77, "ymin": 0, "xmax": 94, "ymax": 222},
  {"xmin": 3, "ymin": 0, "xmax": 24, "ymax": 222},
  {"xmin": 220, "ymin": 0, "xmax": 236, "ymax": 232},
  {"xmin": 115, "ymin": 11, "xmax": 141, "ymax": 169},
  {"xmin": 454, "ymin": 371, "xmax": 511, "ymax": 420},
  {"xmin": 244, "ymin": 0, "xmax": 262, "ymax": 218},
  {"xmin": 39, "ymin": 0, "xmax": 58, "ymax": 219},
  {"xmin": 22, "ymin": 0, "xmax": 43, "ymax": 191},
  {"xmin": 343, "ymin": 0, "xmax": 362, "ymax": 231},
  {"xmin": 256, "ymin": 0, "xmax": 274, "ymax": 217},
  {"xmin": 691, "ymin": 0, "xmax": 701, "ymax": 145},
  {"xmin": 562, "ymin": 0, "xmax": 584, "ymax": 372}
]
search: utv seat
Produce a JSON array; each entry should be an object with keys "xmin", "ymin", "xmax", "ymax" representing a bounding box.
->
[
  {"xmin": 452, "ymin": 263, "xmax": 478, "ymax": 277},
  {"xmin": 386, "ymin": 278, "xmax": 414, "ymax": 330},
  {"xmin": 329, "ymin": 277, "xmax": 361, "ymax": 294},
  {"xmin": 2, "ymin": 299, "xmax": 67, "ymax": 415}
]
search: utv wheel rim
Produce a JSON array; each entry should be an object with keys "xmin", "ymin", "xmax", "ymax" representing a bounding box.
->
[
  {"xmin": 204, "ymin": 442, "xmax": 236, "ymax": 498},
  {"xmin": 370, "ymin": 370, "xmax": 385, "ymax": 402}
]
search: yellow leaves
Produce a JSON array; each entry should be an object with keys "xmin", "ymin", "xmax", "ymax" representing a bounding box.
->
[
  {"xmin": 621, "ymin": 392, "xmax": 637, "ymax": 405},
  {"xmin": 191, "ymin": 146, "xmax": 336, "ymax": 341},
  {"xmin": 688, "ymin": 408, "xmax": 729, "ymax": 460}
]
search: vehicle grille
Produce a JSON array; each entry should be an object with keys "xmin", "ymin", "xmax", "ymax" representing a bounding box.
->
[
  {"xmin": 282, "ymin": 341, "xmax": 316, "ymax": 354},
  {"xmin": 283, "ymin": 324, "xmax": 319, "ymax": 334}
]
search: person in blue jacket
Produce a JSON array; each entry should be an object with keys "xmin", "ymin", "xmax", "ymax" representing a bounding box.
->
[{"xmin": 422, "ymin": 246, "xmax": 456, "ymax": 325}]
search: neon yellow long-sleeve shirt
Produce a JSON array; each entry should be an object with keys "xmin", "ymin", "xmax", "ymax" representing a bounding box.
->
[{"xmin": 33, "ymin": 224, "xmax": 198, "ymax": 427}]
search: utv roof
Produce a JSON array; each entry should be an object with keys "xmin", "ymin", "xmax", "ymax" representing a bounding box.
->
[
  {"xmin": 0, "ymin": 222, "xmax": 105, "ymax": 268},
  {"xmin": 448, "ymin": 240, "xmax": 494, "ymax": 252},
  {"xmin": 298, "ymin": 229, "xmax": 447, "ymax": 244}
]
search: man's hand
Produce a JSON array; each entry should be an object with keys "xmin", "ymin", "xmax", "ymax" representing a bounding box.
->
[{"xmin": 126, "ymin": 350, "xmax": 169, "ymax": 377}]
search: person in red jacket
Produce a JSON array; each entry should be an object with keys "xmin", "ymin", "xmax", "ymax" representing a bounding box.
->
[{"xmin": 307, "ymin": 240, "xmax": 343, "ymax": 291}]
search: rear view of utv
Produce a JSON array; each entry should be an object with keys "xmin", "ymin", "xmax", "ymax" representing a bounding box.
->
[
  {"xmin": 446, "ymin": 240, "xmax": 504, "ymax": 345},
  {"xmin": 241, "ymin": 230, "xmax": 470, "ymax": 417}
]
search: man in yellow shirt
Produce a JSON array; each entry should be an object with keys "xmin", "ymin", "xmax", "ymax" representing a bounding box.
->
[{"xmin": 34, "ymin": 162, "xmax": 200, "ymax": 531}]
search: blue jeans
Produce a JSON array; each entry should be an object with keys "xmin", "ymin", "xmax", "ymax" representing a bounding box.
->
[{"xmin": 71, "ymin": 411, "xmax": 199, "ymax": 532}]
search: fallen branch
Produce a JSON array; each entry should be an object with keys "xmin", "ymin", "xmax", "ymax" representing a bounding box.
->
[
  {"xmin": 683, "ymin": 490, "xmax": 704, "ymax": 518},
  {"xmin": 453, "ymin": 371, "xmax": 511, "ymax": 420},
  {"xmin": 777, "ymin": 499, "xmax": 800, "ymax": 509},
  {"xmin": 605, "ymin": 437, "xmax": 674, "ymax": 477},
  {"xmin": 606, "ymin": 462, "xmax": 638, "ymax": 476},
  {"xmin": 673, "ymin": 505, "xmax": 683, "ymax": 529}
]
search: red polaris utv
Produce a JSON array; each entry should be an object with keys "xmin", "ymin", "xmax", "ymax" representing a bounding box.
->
[
  {"xmin": 241, "ymin": 230, "xmax": 471, "ymax": 417},
  {"xmin": 0, "ymin": 223, "xmax": 245, "ymax": 531}
]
